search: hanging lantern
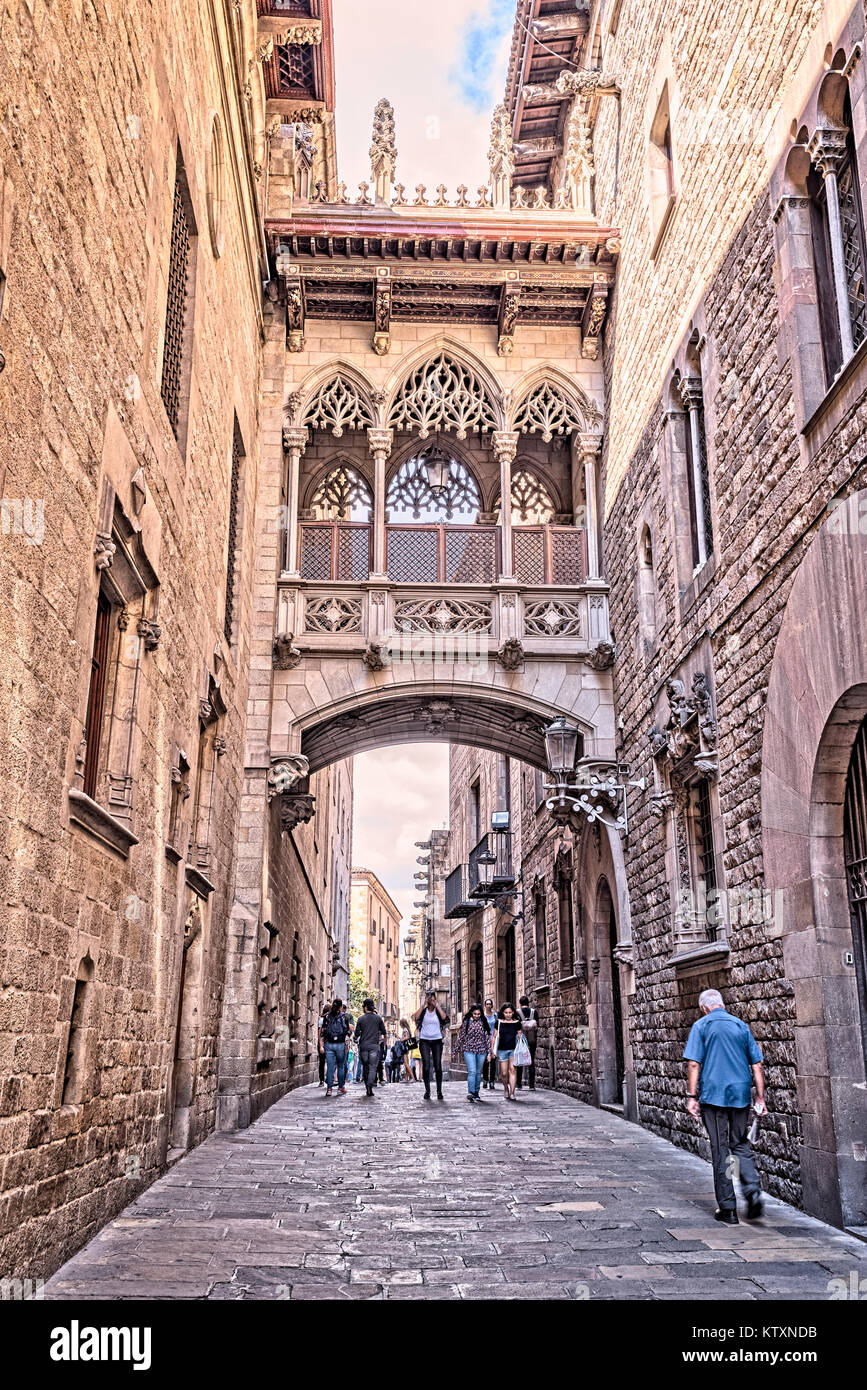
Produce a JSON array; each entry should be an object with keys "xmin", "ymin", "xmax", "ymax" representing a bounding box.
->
[
  {"xmin": 423, "ymin": 447, "xmax": 451, "ymax": 496},
  {"xmin": 544, "ymin": 717, "xmax": 579, "ymax": 777}
]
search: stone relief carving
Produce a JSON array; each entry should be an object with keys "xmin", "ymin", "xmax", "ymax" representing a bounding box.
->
[{"xmin": 272, "ymin": 633, "xmax": 303, "ymax": 668}]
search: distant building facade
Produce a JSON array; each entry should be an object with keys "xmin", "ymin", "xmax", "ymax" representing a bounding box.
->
[{"xmin": 350, "ymin": 868, "xmax": 402, "ymax": 1021}]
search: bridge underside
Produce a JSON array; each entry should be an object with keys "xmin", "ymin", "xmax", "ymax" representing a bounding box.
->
[{"xmin": 299, "ymin": 690, "xmax": 558, "ymax": 774}]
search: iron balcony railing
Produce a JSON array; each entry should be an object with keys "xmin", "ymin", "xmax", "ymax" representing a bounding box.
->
[
  {"xmin": 298, "ymin": 521, "xmax": 586, "ymax": 586},
  {"xmin": 468, "ymin": 832, "xmax": 515, "ymax": 898},
  {"xmin": 444, "ymin": 864, "xmax": 478, "ymax": 919}
]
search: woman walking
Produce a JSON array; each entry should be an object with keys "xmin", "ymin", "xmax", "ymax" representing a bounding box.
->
[
  {"xmin": 482, "ymin": 997, "xmax": 499, "ymax": 1090},
  {"xmin": 412, "ymin": 991, "xmax": 450, "ymax": 1100},
  {"xmin": 457, "ymin": 1003, "xmax": 492, "ymax": 1103},
  {"xmin": 398, "ymin": 1019, "xmax": 417, "ymax": 1081},
  {"xmin": 319, "ymin": 998, "xmax": 351, "ymax": 1097},
  {"xmin": 493, "ymin": 1002, "xmax": 524, "ymax": 1101}
]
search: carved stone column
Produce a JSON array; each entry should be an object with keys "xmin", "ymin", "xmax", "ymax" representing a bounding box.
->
[
  {"xmin": 809, "ymin": 127, "xmax": 855, "ymax": 364},
  {"xmin": 492, "ymin": 431, "xmax": 519, "ymax": 579},
  {"xmin": 282, "ymin": 425, "xmax": 308, "ymax": 577},
  {"xmin": 368, "ymin": 428, "xmax": 393, "ymax": 579},
  {"xmin": 678, "ymin": 377, "xmax": 708, "ymax": 569},
  {"xmin": 577, "ymin": 433, "xmax": 602, "ymax": 579}
]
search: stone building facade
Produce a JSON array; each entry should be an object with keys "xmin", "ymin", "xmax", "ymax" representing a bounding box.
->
[
  {"xmin": 0, "ymin": 0, "xmax": 352, "ymax": 1279},
  {"xmin": 349, "ymin": 868, "xmax": 401, "ymax": 1022}
]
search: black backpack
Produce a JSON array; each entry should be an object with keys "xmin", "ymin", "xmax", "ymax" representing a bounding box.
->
[{"xmin": 323, "ymin": 1013, "xmax": 349, "ymax": 1042}]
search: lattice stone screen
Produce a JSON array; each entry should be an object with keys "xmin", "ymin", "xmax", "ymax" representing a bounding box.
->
[
  {"xmin": 550, "ymin": 529, "xmax": 584, "ymax": 584},
  {"xmin": 336, "ymin": 526, "xmax": 371, "ymax": 581},
  {"xmin": 394, "ymin": 597, "xmax": 493, "ymax": 634}
]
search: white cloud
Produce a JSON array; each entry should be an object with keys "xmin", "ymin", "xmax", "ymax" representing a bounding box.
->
[
  {"xmin": 332, "ymin": 0, "xmax": 514, "ymax": 193},
  {"xmin": 351, "ymin": 743, "xmax": 449, "ymax": 934}
]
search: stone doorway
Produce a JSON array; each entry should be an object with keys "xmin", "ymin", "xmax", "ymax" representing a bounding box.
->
[
  {"xmin": 499, "ymin": 921, "xmax": 517, "ymax": 1006},
  {"xmin": 594, "ymin": 877, "xmax": 625, "ymax": 1107}
]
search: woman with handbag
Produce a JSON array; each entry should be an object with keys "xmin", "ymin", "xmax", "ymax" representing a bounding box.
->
[
  {"xmin": 398, "ymin": 1019, "xmax": 417, "ymax": 1081},
  {"xmin": 456, "ymin": 1003, "xmax": 492, "ymax": 1103},
  {"xmin": 493, "ymin": 1002, "xmax": 526, "ymax": 1101}
]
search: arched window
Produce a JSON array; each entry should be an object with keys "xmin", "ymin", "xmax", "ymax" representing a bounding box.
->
[
  {"xmin": 310, "ymin": 463, "xmax": 373, "ymax": 521},
  {"xmin": 387, "ymin": 447, "xmax": 481, "ymax": 522},
  {"xmin": 388, "ymin": 352, "xmax": 498, "ymax": 438},
  {"xmin": 808, "ymin": 91, "xmax": 867, "ymax": 382},
  {"xmin": 500, "ymin": 468, "xmax": 556, "ymax": 524},
  {"xmin": 638, "ymin": 523, "xmax": 657, "ymax": 647},
  {"xmin": 843, "ymin": 714, "xmax": 867, "ymax": 1070}
]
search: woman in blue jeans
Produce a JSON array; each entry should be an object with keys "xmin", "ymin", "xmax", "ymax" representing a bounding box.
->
[
  {"xmin": 457, "ymin": 1003, "xmax": 492, "ymax": 1103},
  {"xmin": 319, "ymin": 998, "xmax": 350, "ymax": 1096}
]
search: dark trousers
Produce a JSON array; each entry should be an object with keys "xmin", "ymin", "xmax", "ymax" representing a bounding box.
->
[
  {"xmin": 419, "ymin": 1039, "xmax": 444, "ymax": 1096},
  {"xmin": 701, "ymin": 1103, "xmax": 761, "ymax": 1211},
  {"xmin": 360, "ymin": 1046, "xmax": 380, "ymax": 1091},
  {"xmin": 318, "ymin": 1050, "xmax": 326, "ymax": 1083},
  {"xmin": 515, "ymin": 1037, "xmax": 537, "ymax": 1088},
  {"xmin": 482, "ymin": 1055, "xmax": 498, "ymax": 1087}
]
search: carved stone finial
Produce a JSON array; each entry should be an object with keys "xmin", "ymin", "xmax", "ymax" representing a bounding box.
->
[
  {"xmin": 370, "ymin": 98, "xmax": 397, "ymax": 202},
  {"xmin": 272, "ymin": 633, "xmax": 303, "ymax": 669},
  {"xmin": 555, "ymin": 68, "xmax": 620, "ymax": 98},
  {"xmin": 488, "ymin": 103, "xmax": 515, "ymax": 210}
]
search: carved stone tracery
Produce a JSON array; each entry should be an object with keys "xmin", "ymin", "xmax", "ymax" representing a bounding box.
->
[
  {"xmin": 302, "ymin": 375, "xmax": 375, "ymax": 436},
  {"xmin": 388, "ymin": 352, "xmax": 498, "ymax": 440}
]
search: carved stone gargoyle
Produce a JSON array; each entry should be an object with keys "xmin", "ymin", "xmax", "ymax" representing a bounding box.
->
[
  {"xmin": 279, "ymin": 793, "xmax": 316, "ymax": 834},
  {"xmin": 273, "ymin": 633, "xmax": 303, "ymax": 669},
  {"xmin": 362, "ymin": 640, "xmax": 391, "ymax": 671},
  {"xmin": 267, "ymin": 755, "xmax": 310, "ymax": 800},
  {"xmin": 497, "ymin": 637, "xmax": 525, "ymax": 671},
  {"xmin": 587, "ymin": 639, "xmax": 616, "ymax": 670}
]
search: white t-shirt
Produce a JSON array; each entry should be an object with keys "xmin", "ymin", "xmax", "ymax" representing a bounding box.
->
[{"xmin": 419, "ymin": 1008, "xmax": 443, "ymax": 1041}]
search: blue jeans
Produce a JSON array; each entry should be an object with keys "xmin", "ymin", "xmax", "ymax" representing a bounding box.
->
[
  {"xmin": 465, "ymin": 1051, "xmax": 485, "ymax": 1096},
  {"xmin": 324, "ymin": 1041, "xmax": 347, "ymax": 1089}
]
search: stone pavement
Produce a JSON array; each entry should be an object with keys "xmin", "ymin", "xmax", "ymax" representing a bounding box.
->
[{"xmin": 44, "ymin": 1082, "xmax": 867, "ymax": 1301}]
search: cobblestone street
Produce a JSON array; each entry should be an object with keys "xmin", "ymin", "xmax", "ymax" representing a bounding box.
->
[{"xmin": 44, "ymin": 1084, "xmax": 867, "ymax": 1301}]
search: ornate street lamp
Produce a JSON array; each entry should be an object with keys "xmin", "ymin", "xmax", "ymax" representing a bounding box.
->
[{"xmin": 543, "ymin": 719, "xmax": 645, "ymax": 834}]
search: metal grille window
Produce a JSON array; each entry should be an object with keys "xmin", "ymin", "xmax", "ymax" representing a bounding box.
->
[
  {"xmin": 83, "ymin": 592, "xmax": 113, "ymax": 800},
  {"xmin": 276, "ymin": 43, "xmax": 315, "ymax": 95},
  {"xmin": 683, "ymin": 398, "xmax": 713, "ymax": 569},
  {"xmin": 843, "ymin": 715, "xmax": 867, "ymax": 1072},
  {"xmin": 535, "ymin": 892, "xmax": 548, "ymax": 981},
  {"xmin": 838, "ymin": 139, "xmax": 867, "ymax": 351},
  {"xmin": 224, "ymin": 422, "xmax": 244, "ymax": 644},
  {"xmin": 161, "ymin": 151, "xmax": 193, "ymax": 439},
  {"xmin": 694, "ymin": 778, "xmax": 717, "ymax": 940}
]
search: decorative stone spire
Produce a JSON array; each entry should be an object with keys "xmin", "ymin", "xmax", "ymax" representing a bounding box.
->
[
  {"xmin": 562, "ymin": 105, "xmax": 594, "ymax": 214},
  {"xmin": 488, "ymin": 103, "xmax": 515, "ymax": 211},
  {"xmin": 370, "ymin": 98, "xmax": 397, "ymax": 202}
]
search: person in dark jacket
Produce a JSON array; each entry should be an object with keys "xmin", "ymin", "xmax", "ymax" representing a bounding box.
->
[
  {"xmin": 354, "ymin": 998, "xmax": 387, "ymax": 1097},
  {"xmin": 320, "ymin": 998, "xmax": 351, "ymax": 1096},
  {"xmin": 493, "ymin": 1002, "xmax": 524, "ymax": 1101}
]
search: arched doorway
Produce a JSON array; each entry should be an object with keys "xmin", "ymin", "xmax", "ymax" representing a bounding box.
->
[
  {"xmin": 593, "ymin": 878, "xmax": 626, "ymax": 1107},
  {"xmin": 842, "ymin": 714, "xmax": 867, "ymax": 1069},
  {"xmin": 499, "ymin": 920, "xmax": 517, "ymax": 1006}
]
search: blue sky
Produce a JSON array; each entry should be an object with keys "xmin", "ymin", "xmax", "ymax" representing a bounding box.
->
[{"xmin": 332, "ymin": 0, "xmax": 515, "ymax": 192}]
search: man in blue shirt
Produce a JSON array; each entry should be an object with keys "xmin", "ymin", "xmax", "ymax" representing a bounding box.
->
[{"xmin": 683, "ymin": 989, "xmax": 766, "ymax": 1225}]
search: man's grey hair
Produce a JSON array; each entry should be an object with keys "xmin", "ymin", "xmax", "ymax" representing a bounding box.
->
[{"xmin": 699, "ymin": 988, "xmax": 724, "ymax": 1010}]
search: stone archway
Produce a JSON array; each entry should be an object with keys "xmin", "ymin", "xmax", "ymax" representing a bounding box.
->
[{"xmin": 761, "ymin": 493, "xmax": 867, "ymax": 1228}]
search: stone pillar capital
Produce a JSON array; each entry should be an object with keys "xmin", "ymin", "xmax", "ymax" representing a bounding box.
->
[
  {"xmin": 677, "ymin": 376, "xmax": 704, "ymax": 413},
  {"xmin": 491, "ymin": 430, "xmax": 520, "ymax": 463},
  {"xmin": 367, "ymin": 428, "xmax": 394, "ymax": 458},
  {"xmin": 576, "ymin": 431, "xmax": 603, "ymax": 460},
  {"xmin": 282, "ymin": 425, "xmax": 309, "ymax": 454},
  {"xmin": 808, "ymin": 126, "xmax": 848, "ymax": 179}
]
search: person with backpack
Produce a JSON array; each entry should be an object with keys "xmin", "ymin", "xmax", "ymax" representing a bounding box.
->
[
  {"xmin": 515, "ymin": 995, "xmax": 539, "ymax": 1090},
  {"xmin": 320, "ymin": 999, "xmax": 351, "ymax": 1097},
  {"xmin": 482, "ymin": 997, "xmax": 499, "ymax": 1090},
  {"xmin": 354, "ymin": 997, "xmax": 388, "ymax": 1097},
  {"xmin": 388, "ymin": 1036, "xmax": 404, "ymax": 1081}
]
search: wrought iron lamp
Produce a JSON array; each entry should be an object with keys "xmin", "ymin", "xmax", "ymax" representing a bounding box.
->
[
  {"xmin": 543, "ymin": 718, "xmax": 645, "ymax": 834},
  {"xmin": 423, "ymin": 446, "xmax": 451, "ymax": 497}
]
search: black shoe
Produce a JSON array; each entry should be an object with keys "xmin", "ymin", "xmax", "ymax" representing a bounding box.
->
[
  {"xmin": 529, "ymin": 1085, "xmax": 536, "ymax": 1091},
  {"xmin": 714, "ymin": 1208, "xmax": 739, "ymax": 1225},
  {"xmin": 423, "ymin": 1092, "xmax": 431, "ymax": 1101},
  {"xmin": 746, "ymin": 1193, "xmax": 764, "ymax": 1220},
  {"xmin": 436, "ymin": 1092, "xmax": 444, "ymax": 1101}
]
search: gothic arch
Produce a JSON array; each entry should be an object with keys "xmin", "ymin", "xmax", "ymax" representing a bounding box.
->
[
  {"xmin": 289, "ymin": 360, "xmax": 379, "ymax": 433},
  {"xmin": 301, "ymin": 452, "xmax": 374, "ymax": 514},
  {"xmin": 507, "ymin": 364, "xmax": 602, "ymax": 437},
  {"xmin": 495, "ymin": 454, "xmax": 566, "ymax": 520},
  {"xmin": 382, "ymin": 336, "xmax": 506, "ymax": 436},
  {"xmin": 385, "ymin": 436, "xmax": 484, "ymax": 521},
  {"xmin": 761, "ymin": 492, "xmax": 867, "ymax": 1227}
]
